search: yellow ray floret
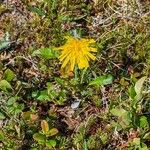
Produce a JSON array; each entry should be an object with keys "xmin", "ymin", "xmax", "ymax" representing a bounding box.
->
[{"xmin": 56, "ymin": 36, "xmax": 97, "ymax": 74}]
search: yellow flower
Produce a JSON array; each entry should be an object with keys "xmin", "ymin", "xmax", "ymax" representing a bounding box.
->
[{"xmin": 56, "ymin": 36, "xmax": 97, "ymax": 75}]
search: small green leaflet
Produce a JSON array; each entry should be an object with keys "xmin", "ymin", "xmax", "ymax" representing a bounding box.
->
[
  {"xmin": 33, "ymin": 133, "xmax": 46, "ymax": 143},
  {"xmin": 89, "ymin": 74, "xmax": 113, "ymax": 86},
  {"xmin": 4, "ymin": 69, "xmax": 15, "ymax": 82},
  {"xmin": 46, "ymin": 140, "xmax": 56, "ymax": 148},
  {"xmin": 0, "ymin": 80, "xmax": 12, "ymax": 91}
]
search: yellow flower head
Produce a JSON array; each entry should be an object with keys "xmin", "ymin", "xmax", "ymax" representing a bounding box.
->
[{"xmin": 56, "ymin": 36, "xmax": 97, "ymax": 75}]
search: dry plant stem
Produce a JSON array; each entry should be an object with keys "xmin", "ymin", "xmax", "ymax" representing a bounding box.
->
[{"xmin": 5, "ymin": 55, "xmax": 38, "ymax": 71}]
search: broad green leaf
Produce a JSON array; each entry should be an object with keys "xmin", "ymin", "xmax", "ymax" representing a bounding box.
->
[
  {"xmin": 89, "ymin": 74, "xmax": 113, "ymax": 86},
  {"xmin": 41, "ymin": 120, "xmax": 49, "ymax": 134},
  {"xmin": 128, "ymin": 86, "xmax": 136, "ymax": 99},
  {"xmin": 40, "ymin": 48, "xmax": 58, "ymax": 59},
  {"xmin": 32, "ymin": 48, "xmax": 58, "ymax": 59},
  {"xmin": 135, "ymin": 76, "xmax": 146, "ymax": 95},
  {"xmin": 0, "ymin": 80, "xmax": 12, "ymax": 91},
  {"xmin": 33, "ymin": 133, "xmax": 46, "ymax": 143},
  {"xmin": 37, "ymin": 90, "xmax": 49, "ymax": 101},
  {"xmin": 48, "ymin": 128, "xmax": 58, "ymax": 136},
  {"xmin": 4, "ymin": 69, "xmax": 15, "ymax": 81},
  {"xmin": 110, "ymin": 107, "xmax": 132, "ymax": 127},
  {"xmin": 46, "ymin": 140, "xmax": 56, "ymax": 148},
  {"xmin": 110, "ymin": 108, "xmax": 126, "ymax": 117}
]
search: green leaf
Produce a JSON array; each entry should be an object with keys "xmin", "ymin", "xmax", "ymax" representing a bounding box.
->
[
  {"xmin": 143, "ymin": 132, "xmax": 150, "ymax": 140},
  {"xmin": 89, "ymin": 74, "xmax": 113, "ymax": 86},
  {"xmin": 0, "ymin": 112, "xmax": 5, "ymax": 120},
  {"xmin": 132, "ymin": 138, "xmax": 140, "ymax": 146},
  {"xmin": 46, "ymin": 140, "xmax": 56, "ymax": 148},
  {"xmin": 140, "ymin": 143, "xmax": 148, "ymax": 150},
  {"xmin": 55, "ymin": 77, "xmax": 64, "ymax": 85},
  {"xmin": 32, "ymin": 48, "xmax": 58, "ymax": 59},
  {"xmin": 110, "ymin": 107, "xmax": 132, "ymax": 127},
  {"xmin": 7, "ymin": 96, "xmax": 19, "ymax": 105},
  {"xmin": 0, "ymin": 131, "xmax": 4, "ymax": 141},
  {"xmin": 33, "ymin": 133, "xmax": 46, "ymax": 143},
  {"xmin": 22, "ymin": 111, "xmax": 32, "ymax": 120},
  {"xmin": 0, "ymin": 80, "xmax": 12, "ymax": 91},
  {"xmin": 135, "ymin": 76, "xmax": 146, "ymax": 96},
  {"xmin": 128, "ymin": 85, "xmax": 136, "ymax": 99},
  {"xmin": 32, "ymin": 91, "xmax": 38, "ymax": 98},
  {"xmin": 28, "ymin": 6, "xmax": 45, "ymax": 16},
  {"xmin": 37, "ymin": 90, "xmax": 49, "ymax": 101},
  {"xmin": 48, "ymin": 128, "xmax": 58, "ymax": 136},
  {"xmin": 110, "ymin": 107, "xmax": 126, "ymax": 117},
  {"xmin": 140, "ymin": 116, "xmax": 149, "ymax": 128},
  {"xmin": 4, "ymin": 69, "xmax": 15, "ymax": 82}
]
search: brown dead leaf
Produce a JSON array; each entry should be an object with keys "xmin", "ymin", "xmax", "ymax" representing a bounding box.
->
[
  {"xmin": 30, "ymin": 114, "xmax": 38, "ymax": 121},
  {"xmin": 57, "ymin": 106, "xmax": 75, "ymax": 118},
  {"xmin": 62, "ymin": 118, "xmax": 79, "ymax": 130},
  {"xmin": 41, "ymin": 120, "xmax": 49, "ymax": 134}
]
